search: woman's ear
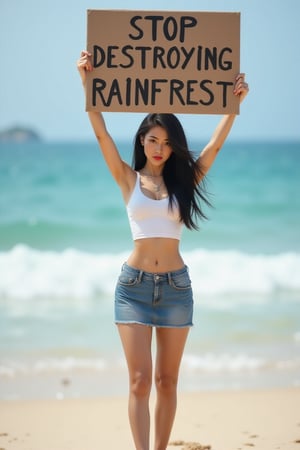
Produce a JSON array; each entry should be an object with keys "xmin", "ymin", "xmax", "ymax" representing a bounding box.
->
[{"xmin": 140, "ymin": 135, "xmax": 144, "ymax": 146}]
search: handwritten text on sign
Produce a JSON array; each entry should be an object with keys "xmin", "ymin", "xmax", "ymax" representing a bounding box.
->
[{"xmin": 86, "ymin": 10, "xmax": 240, "ymax": 114}]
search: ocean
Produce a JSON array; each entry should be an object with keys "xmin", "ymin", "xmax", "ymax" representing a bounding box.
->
[{"xmin": 0, "ymin": 139, "xmax": 299, "ymax": 400}]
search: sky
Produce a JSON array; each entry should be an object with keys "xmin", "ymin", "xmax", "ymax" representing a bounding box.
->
[{"xmin": 0, "ymin": 0, "xmax": 299, "ymax": 142}]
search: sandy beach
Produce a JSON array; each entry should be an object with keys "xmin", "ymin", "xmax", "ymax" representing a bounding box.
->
[{"xmin": 0, "ymin": 388, "xmax": 299, "ymax": 450}]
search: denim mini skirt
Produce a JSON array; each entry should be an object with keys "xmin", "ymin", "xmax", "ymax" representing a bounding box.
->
[{"xmin": 114, "ymin": 263, "xmax": 193, "ymax": 328}]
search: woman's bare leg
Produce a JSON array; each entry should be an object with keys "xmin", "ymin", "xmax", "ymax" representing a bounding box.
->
[
  {"xmin": 154, "ymin": 327, "xmax": 190, "ymax": 450},
  {"xmin": 117, "ymin": 324, "xmax": 153, "ymax": 450}
]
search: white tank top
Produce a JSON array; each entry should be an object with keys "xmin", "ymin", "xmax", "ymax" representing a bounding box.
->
[{"xmin": 126, "ymin": 172, "xmax": 183, "ymax": 241}]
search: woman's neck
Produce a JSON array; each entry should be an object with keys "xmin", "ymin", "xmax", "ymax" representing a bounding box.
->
[{"xmin": 140, "ymin": 164, "xmax": 163, "ymax": 177}]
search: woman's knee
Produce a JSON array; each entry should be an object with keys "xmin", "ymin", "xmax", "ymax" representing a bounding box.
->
[
  {"xmin": 130, "ymin": 371, "xmax": 152, "ymax": 397},
  {"xmin": 155, "ymin": 373, "xmax": 178, "ymax": 394}
]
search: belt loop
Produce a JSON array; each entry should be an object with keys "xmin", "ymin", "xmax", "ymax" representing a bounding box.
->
[
  {"xmin": 138, "ymin": 270, "xmax": 144, "ymax": 283},
  {"xmin": 167, "ymin": 272, "xmax": 172, "ymax": 285}
]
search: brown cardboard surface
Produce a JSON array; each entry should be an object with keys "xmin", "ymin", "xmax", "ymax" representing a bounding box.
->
[{"xmin": 86, "ymin": 10, "xmax": 240, "ymax": 114}]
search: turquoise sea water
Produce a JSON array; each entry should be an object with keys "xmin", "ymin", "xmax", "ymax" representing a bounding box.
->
[{"xmin": 0, "ymin": 139, "xmax": 299, "ymax": 399}]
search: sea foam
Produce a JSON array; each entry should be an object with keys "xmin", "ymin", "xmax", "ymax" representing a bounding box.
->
[
  {"xmin": 0, "ymin": 245, "xmax": 299, "ymax": 303},
  {"xmin": 1, "ymin": 352, "xmax": 299, "ymax": 378}
]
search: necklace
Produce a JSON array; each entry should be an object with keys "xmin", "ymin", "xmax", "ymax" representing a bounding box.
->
[
  {"xmin": 141, "ymin": 173, "xmax": 164, "ymax": 199},
  {"xmin": 152, "ymin": 178, "xmax": 163, "ymax": 192},
  {"xmin": 153, "ymin": 179, "xmax": 164, "ymax": 199}
]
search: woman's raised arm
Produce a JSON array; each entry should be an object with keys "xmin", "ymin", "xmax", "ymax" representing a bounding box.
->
[
  {"xmin": 196, "ymin": 73, "xmax": 249, "ymax": 178},
  {"xmin": 77, "ymin": 51, "xmax": 134, "ymax": 190}
]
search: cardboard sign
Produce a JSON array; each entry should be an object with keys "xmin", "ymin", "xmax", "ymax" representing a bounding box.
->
[{"xmin": 86, "ymin": 10, "xmax": 240, "ymax": 114}]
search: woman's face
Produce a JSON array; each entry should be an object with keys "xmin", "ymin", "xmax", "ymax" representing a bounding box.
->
[{"xmin": 141, "ymin": 126, "xmax": 173, "ymax": 167}]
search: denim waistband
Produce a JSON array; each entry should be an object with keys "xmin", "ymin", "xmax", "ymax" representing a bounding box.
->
[{"xmin": 122, "ymin": 262, "xmax": 188, "ymax": 282}]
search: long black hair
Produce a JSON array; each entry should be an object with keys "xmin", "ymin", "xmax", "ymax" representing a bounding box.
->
[{"xmin": 132, "ymin": 113, "xmax": 211, "ymax": 230}]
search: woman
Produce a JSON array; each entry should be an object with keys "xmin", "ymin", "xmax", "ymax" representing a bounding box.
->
[{"xmin": 77, "ymin": 50, "xmax": 249, "ymax": 450}]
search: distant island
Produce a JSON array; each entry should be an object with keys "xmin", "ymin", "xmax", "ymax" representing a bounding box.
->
[{"xmin": 0, "ymin": 126, "xmax": 42, "ymax": 143}]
